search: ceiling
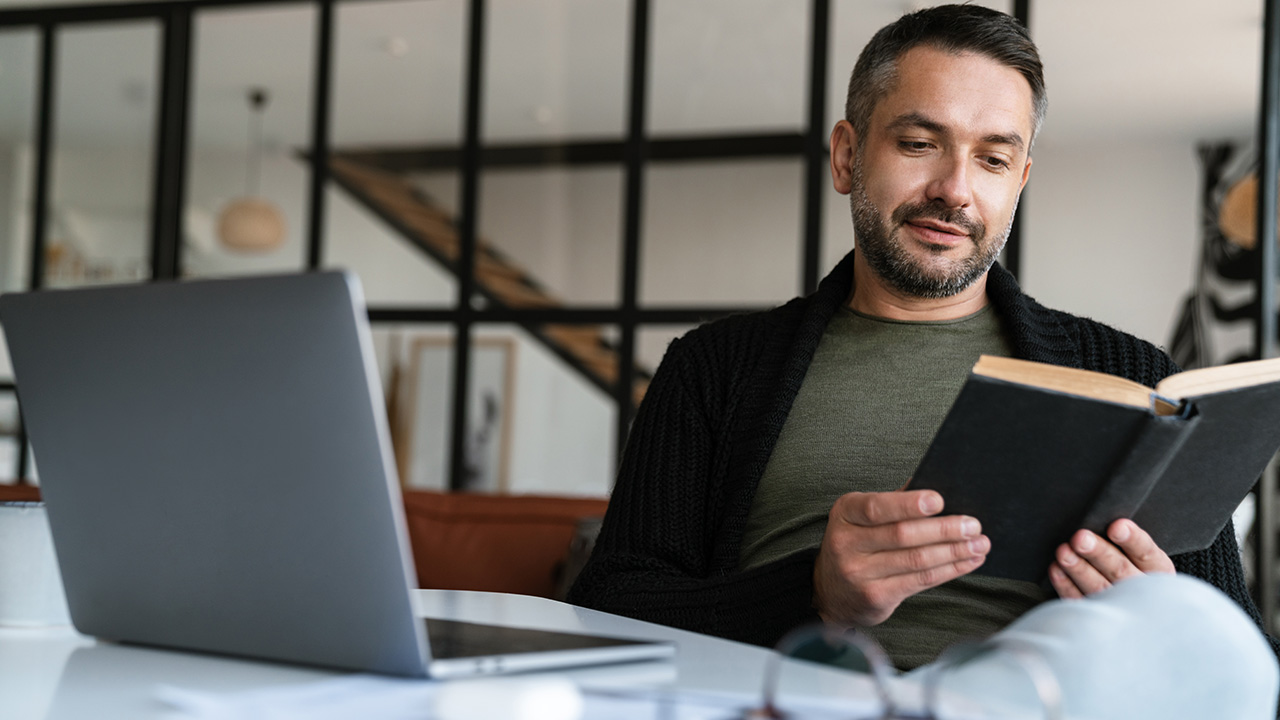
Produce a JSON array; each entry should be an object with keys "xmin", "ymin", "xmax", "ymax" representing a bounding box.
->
[{"xmin": 0, "ymin": 0, "xmax": 1266, "ymax": 153}]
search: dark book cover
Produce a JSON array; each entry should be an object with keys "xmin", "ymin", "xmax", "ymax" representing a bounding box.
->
[
  {"xmin": 910, "ymin": 365, "xmax": 1280, "ymax": 583},
  {"xmin": 1133, "ymin": 383, "xmax": 1280, "ymax": 555},
  {"xmin": 908, "ymin": 376, "xmax": 1196, "ymax": 582}
]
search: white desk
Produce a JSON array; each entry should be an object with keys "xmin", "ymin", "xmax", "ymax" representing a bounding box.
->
[{"xmin": 0, "ymin": 590, "xmax": 904, "ymax": 719}]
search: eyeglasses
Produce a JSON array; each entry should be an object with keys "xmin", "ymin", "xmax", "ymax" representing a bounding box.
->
[
  {"xmin": 743, "ymin": 624, "xmax": 1063, "ymax": 720},
  {"xmin": 580, "ymin": 625, "xmax": 1062, "ymax": 720}
]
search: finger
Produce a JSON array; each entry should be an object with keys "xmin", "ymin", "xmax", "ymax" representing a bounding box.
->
[
  {"xmin": 853, "ymin": 514, "xmax": 983, "ymax": 553},
  {"xmin": 1048, "ymin": 562, "xmax": 1084, "ymax": 599},
  {"xmin": 871, "ymin": 553, "xmax": 987, "ymax": 600},
  {"xmin": 855, "ymin": 535, "xmax": 990, "ymax": 581},
  {"xmin": 1070, "ymin": 529, "xmax": 1143, "ymax": 584},
  {"xmin": 1056, "ymin": 539, "xmax": 1112, "ymax": 594},
  {"xmin": 1106, "ymin": 519, "xmax": 1175, "ymax": 574},
  {"xmin": 835, "ymin": 490, "xmax": 944, "ymax": 527}
]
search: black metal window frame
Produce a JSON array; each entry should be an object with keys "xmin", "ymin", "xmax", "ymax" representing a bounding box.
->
[
  {"xmin": 1254, "ymin": 0, "xmax": 1280, "ymax": 638},
  {"xmin": 0, "ymin": 0, "xmax": 870, "ymax": 489}
]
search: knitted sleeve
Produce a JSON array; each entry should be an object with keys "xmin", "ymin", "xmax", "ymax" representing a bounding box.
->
[{"xmin": 566, "ymin": 331, "xmax": 820, "ymax": 647}]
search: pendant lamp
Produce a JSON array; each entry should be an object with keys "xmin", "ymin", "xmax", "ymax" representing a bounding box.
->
[{"xmin": 218, "ymin": 88, "xmax": 287, "ymax": 252}]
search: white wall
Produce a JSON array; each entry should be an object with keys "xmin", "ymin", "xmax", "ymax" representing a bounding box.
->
[
  {"xmin": 411, "ymin": 168, "xmax": 623, "ymax": 306},
  {"xmin": 641, "ymin": 159, "xmax": 804, "ymax": 306},
  {"xmin": 1019, "ymin": 140, "xmax": 1200, "ymax": 349},
  {"xmin": 497, "ymin": 326, "xmax": 615, "ymax": 496}
]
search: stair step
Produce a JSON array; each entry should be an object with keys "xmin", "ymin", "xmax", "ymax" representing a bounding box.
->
[
  {"xmin": 330, "ymin": 154, "xmax": 653, "ymax": 397},
  {"xmin": 475, "ymin": 259, "xmax": 537, "ymax": 290},
  {"xmin": 483, "ymin": 273, "xmax": 559, "ymax": 307},
  {"xmin": 542, "ymin": 327, "xmax": 614, "ymax": 362},
  {"xmin": 476, "ymin": 253, "xmax": 525, "ymax": 281}
]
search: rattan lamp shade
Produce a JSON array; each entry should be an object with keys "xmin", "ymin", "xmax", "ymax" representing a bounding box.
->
[{"xmin": 217, "ymin": 197, "xmax": 286, "ymax": 252}]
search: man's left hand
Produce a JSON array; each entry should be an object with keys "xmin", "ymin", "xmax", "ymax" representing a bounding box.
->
[{"xmin": 1048, "ymin": 519, "xmax": 1175, "ymax": 599}]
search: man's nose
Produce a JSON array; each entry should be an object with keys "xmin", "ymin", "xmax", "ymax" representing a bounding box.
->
[{"xmin": 925, "ymin": 154, "xmax": 973, "ymax": 209}]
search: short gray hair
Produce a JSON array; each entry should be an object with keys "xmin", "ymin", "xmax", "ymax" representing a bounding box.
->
[{"xmin": 845, "ymin": 4, "xmax": 1047, "ymax": 147}]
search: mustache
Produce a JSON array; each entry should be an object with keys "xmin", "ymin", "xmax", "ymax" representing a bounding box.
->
[{"xmin": 891, "ymin": 200, "xmax": 984, "ymax": 240}]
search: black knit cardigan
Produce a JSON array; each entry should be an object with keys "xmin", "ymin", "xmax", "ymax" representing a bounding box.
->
[{"xmin": 568, "ymin": 251, "xmax": 1279, "ymax": 659}]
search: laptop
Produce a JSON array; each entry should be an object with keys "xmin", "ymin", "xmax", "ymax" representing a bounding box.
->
[{"xmin": 0, "ymin": 271, "xmax": 673, "ymax": 678}]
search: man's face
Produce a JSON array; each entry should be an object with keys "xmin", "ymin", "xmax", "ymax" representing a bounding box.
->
[{"xmin": 840, "ymin": 46, "xmax": 1034, "ymax": 299}]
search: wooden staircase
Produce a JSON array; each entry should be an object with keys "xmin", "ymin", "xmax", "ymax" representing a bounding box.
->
[{"xmin": 327, "ymin": 155, "xmax": 650, "ymax": 405}]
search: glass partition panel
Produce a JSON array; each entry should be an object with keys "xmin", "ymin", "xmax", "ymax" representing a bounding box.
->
[
  {"xmin": 327, "ymin": 0, "xmax": 465, "ymax": 305},
  {"xmin": 484, "ymin": 0, "xmax": 627, "ymax": 142},
  {"xmin": 649, "ymin": 0, "xmax": 808, "ymax": 135},
  {"xmin": 324, "ymin": 182, "xmax": 457, "ymax": 306},
  {"xmin": 47, "ymin": 22, "xmax": 159, "ymax": 288},
  {"xmin": 0, "ymin": 30, "xmax": 37, "ymax": 294},
  {"xmin": 376, "ymin": 324, "xmax": 454, "ymax": 490},
  {"xmin": 641, "ymin": 158, "xmax": 802, "ymax": 306},
  {"xmin": 478, "ymin": 166, "xmax": 622, "ymax": 306},
  {"xmin": 184, "ymin": 4, "xmax": 316, "ymax": 278},
  {"xmin": 472, "ymin": 323, "xmax": 615, "ymax": 497},
  {"xmin": 333, "ymin": 0, "xmax": 465, "ymax": 148}
]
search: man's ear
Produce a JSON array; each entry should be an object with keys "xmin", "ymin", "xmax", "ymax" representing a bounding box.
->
[
  {"xmin": 830, "ymin": 120, "xmax": 857, "ymax": 196},
  {"xmin": 1019, "ymin": 156, "xmax": 1033, "ymax": 192}
]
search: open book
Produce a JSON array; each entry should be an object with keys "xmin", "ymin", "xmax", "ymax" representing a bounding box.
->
[{"xmin": 907, "ymin": 354, "xmax": 1280, "ymax": 583}]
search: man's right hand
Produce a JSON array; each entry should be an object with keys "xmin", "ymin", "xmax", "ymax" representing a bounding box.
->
[{"xmin": 813, "ymin": 489, "xmax": 989, "ymax": 628}]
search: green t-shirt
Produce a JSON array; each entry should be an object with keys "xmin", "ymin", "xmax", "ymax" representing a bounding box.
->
[{"xmin": 737, "ymin": 305, "xmax": 1050, "ymax": 670}]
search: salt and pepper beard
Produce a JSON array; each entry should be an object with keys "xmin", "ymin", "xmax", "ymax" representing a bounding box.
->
[{"xmin": 849, "ymin": 150, "xmax": 1019, "ymax": 300}]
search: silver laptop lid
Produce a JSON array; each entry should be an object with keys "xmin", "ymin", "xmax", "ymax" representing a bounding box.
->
[{"xmin": 0, "ymin": 272, "xmax": 430, "ymax": 676}]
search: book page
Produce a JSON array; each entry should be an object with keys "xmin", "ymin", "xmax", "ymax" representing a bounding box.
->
[
  {"xmin": 1155, "ymin": 356, "xmax": 1280, "ymax": 399},
  {"xmin": 972, "ymin": 356, "xmax": 1154, "ymax": 409}
]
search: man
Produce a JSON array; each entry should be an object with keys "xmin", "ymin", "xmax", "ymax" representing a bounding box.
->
[{"xmin": 569, "ymin": 2, "xmax": 1276, "ymax": 680}]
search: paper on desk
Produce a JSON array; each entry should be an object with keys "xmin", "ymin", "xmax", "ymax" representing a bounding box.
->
[
  {"xmin": 154, "ymin": 674, "xmax": 897, "ymax": 720},
  {"xmin": 156, "ymin": 676, "xmax": 434, "ymax": 720}
]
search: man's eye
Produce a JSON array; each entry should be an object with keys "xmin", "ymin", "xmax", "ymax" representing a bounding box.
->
[
  {"xmin": 983, "ymin": 156, "xmax": 1011, "ymax": 170},
  {"xmin": 900, "ymin": 141, "xmax": 932, "ymax": 151}
]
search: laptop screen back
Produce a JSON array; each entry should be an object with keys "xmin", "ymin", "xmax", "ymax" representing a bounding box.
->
[{"xmin": 0, "ymin": 272, "xmax": 430, "ymax": 676}]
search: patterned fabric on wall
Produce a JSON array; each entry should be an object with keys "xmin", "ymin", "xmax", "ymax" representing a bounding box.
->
[{"xmin": 1169, "ymin": 142, "xmax": 1261, "ymax": 370}]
